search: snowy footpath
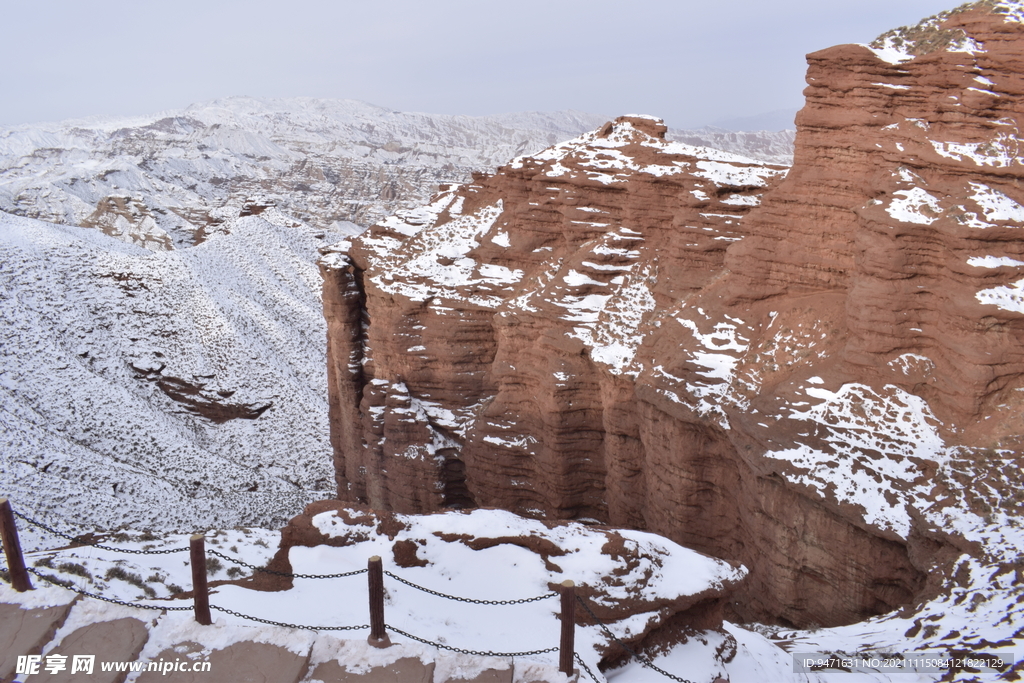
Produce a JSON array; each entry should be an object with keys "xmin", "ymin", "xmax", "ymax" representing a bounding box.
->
[{"xmin": 0, "ymin": 584, "xmax": 565, "ymax": 683}]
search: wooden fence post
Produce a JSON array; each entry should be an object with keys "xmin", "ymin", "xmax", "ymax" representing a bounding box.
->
[
  {"xmin": 190, "ymin": 534, "xmax": 212, "ymax": 625},
  {"xmin": 367, "ymin": 555, "xmax": 392, "ymax": 648},
  {"xmin": 560, "ymin": 580, "xmax": 576, "ymax": 677},
  {"xmin": 0, "ymin": 498, "xmax": 32, "ymax": 592}
]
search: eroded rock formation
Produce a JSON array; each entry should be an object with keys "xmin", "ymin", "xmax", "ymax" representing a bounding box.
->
[
  {"xmin": 270, "ymin": 502, "xmax": 745, "ymax": 664},
  {"xmin": 320, "ymin": 1, "xmax": 1024, "ymax": 632}
]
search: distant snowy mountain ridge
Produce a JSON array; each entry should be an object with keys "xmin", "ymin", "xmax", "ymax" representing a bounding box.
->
[{"xmin": 0, "ymin": 97, "xmax": 794, "ymax": 253}]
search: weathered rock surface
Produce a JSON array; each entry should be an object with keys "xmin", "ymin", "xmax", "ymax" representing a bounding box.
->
[
  {"xmin": 320, "ymin": 0, "xmax": 1024, "ymax": 637},
  {"xmin": 322, "ymin": 114, "xmax": 786, "ymax": 513},
  {"xmin": 725, "ymin": 0, "xmax": 1024, "ymax": 440}
]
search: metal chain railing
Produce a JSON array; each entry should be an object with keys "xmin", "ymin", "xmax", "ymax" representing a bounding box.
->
[
  {"xmin": 576, "ymin": 595, "xmax": 694, "ymax": 683},
  {"xmin": 2, "ymin": 502, "xmax": 665, "ymax": 681},
  {"xmin": 2, "ymin": 565, "xmax": 560, "ymax": 646},
  {"xmin": 5, "ymin": 509, "xmax": 557, "ymax": 640},
  {"xmin": 210, "ymin": 605, "xmax": 368, "ymax": 632},
  {"xmin": 13, "ymin": 511, "xmax": 369, "ymax": 581},
  {"xmin": 12, "ymin": 510, "xmax": 188, "ymax": 555},
  {"xmin": 206, "ymin": 549, "xmax": 368, "ymax": 580},
  {"xmin": 383, "ymin": 569, "xmax": 556, "ymax": 605},
  {"xmin": 575, "ymin": 652, "xmax": 602, "ymax": 683},
  {"xmin": 2, "ymin": 565, "xmax": 372, "ymax": 630},
  {"xmin": 385, "ymin": 624, "xmax": 559, "ymax": 658},
  {"xmin": 16, "ymin": 566, "xmax": 192, "ymax": 611}
]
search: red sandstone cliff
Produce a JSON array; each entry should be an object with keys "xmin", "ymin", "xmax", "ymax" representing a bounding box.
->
[{"xmin": 319, "ymin": 1, "xmax": 1024, "ymax": 632}]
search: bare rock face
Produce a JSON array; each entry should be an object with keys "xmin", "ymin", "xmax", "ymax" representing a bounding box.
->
[
  {"xmin": 321, "ymin": 114, "xmax": 785, "ymax": 512},
  {"xmin": 725, "ymin": 1, "xmax": 1024, "ymax": 438},
  {"xmin": 80, "ymin": 196, "xmax": 174, "ymax": 251},
  {"xmin": 321, "ymin": 2, "xmax": 1024, "ymax": 633},
  {"xmin": 129, "ymin": 363, "xmax": 272, "ymax": 423}
]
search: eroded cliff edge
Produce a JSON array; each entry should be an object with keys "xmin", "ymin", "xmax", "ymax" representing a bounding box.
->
[{"xmin": 319, "ymin": 1, "xmax": 1024, "ymax": 634}]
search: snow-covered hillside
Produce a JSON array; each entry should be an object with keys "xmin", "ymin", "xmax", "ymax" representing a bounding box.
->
[{"xmin": 0, "ymin": 209, "xmax": 348, "ymax": 532}]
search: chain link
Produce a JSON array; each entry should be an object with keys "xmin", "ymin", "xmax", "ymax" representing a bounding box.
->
[
  {"xmin": 16, "ymin": 511, "xmax": 362, "ymax": 579},
  {"xmin": 210, "ymin": 605, "xmax": 368, "ymax": 632},
  {"xmin": 385, "ymin": 624, "xmax": 558, "ymax": 658},
  {"xmin": 11, "ymin": 510, "xmax": 553, "ymax": 602},
  {"xmin": 21, "ymin": 567, "xmax": 192, "ymax": 611},
  {"xmin": 575, "ymin": 596, "xmax": 694, "ymax": 683},
  {"xmin": 575, "ymin": 652, "xmax": 603, "ymax": 683},
  {"xmin": 26, "ymin": 545, "xmax": 82, "ymax": 556},
  {"xmin": 12, "ymin": 511, "xmax": 188, "ymax": 555},
  {"xmin": 206, "ymin": 549, "xmax": 368, "ymax": 580},
  {"xmin": 383, "ymin": 570, "xmax": 555, "ymax": 605}
]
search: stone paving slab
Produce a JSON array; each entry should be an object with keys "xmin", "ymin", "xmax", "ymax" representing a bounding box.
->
[
  {"xmin": 23, "ymin": 617, "xmax": 149, "ymax": 683},
  {"xmin": 305, "ymin": 656, "xmax": 435, "ymax": 683},
  {"xmin": 0, "ymin": 602, "xmax": 74, "ymax": 683},
  {"xmin": 136, "ymin": 640, "xmax": 310, "ymax": 683},
  {"xmin": 1, "ymin": 600, "xmax": 570, "ymax": 683}
]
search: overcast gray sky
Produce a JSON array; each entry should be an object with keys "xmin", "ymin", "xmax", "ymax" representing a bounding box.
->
[{"xmin": 2, "ymin": 0, "xmax": 962, "ymax": 129}]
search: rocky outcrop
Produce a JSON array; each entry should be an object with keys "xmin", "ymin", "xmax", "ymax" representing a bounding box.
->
[
  {"xmin": 725, "ymin": 0, "xmax": 1024, "ymax": 437},
  {"xmin": 271, "ymin": 502, "xmax": 746, "ymax": 663},
  {"xmin": 321, "ymin": 114, "xmax": 785, "ymax": 510},
  {"xmin": 321, "ymin": 1, "xmax": 1024, "ymax": 633},
  {"xmin": 155, "ymin": 377, "xmax": 270, "ymax": 423},
  {"xmin": 80, "ymin": 196, "xmax": 174, "ymax": 251}
]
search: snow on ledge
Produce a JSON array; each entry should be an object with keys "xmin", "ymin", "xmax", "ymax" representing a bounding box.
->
[
  {"xmin": 864, "ymin": 39, "xmax": 915, "ymax": 65},
  {"xmin": 767, "ymin": 383, "xmax": 946, "ymax": 537},
  {"xmin": 970, "ymin": 182, "xmax": 1024, "ymax": 223},
  {"xmin": 967, "ymin": 255, "xmax": 1024, "ymax": 269},
  {"xmin": 977, "ymin": 278, "xmax": 1024, "ymax": 313},
  {"xmin": 137, "ymin": 612, "xmax": 316, "ymax": 658},
  {"xmin": 311, "ymin": 507, "xmax": 745, "ymax": 603},
  {"xmin": 886, "ymin": 187, "xmax": 942, "ymax": 225},
  {"xmin": 0, "ymin": 582, "xmax": 75, "ymax": 609}
]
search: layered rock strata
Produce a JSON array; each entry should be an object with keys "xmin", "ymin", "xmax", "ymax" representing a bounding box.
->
[
  {"xmin": 321, "ymin": 114, "xmax": 785, "ymax": 513},
  {"xmin": 321, "ymin": 1, "xmax": 1024, "ymax": 632}
]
